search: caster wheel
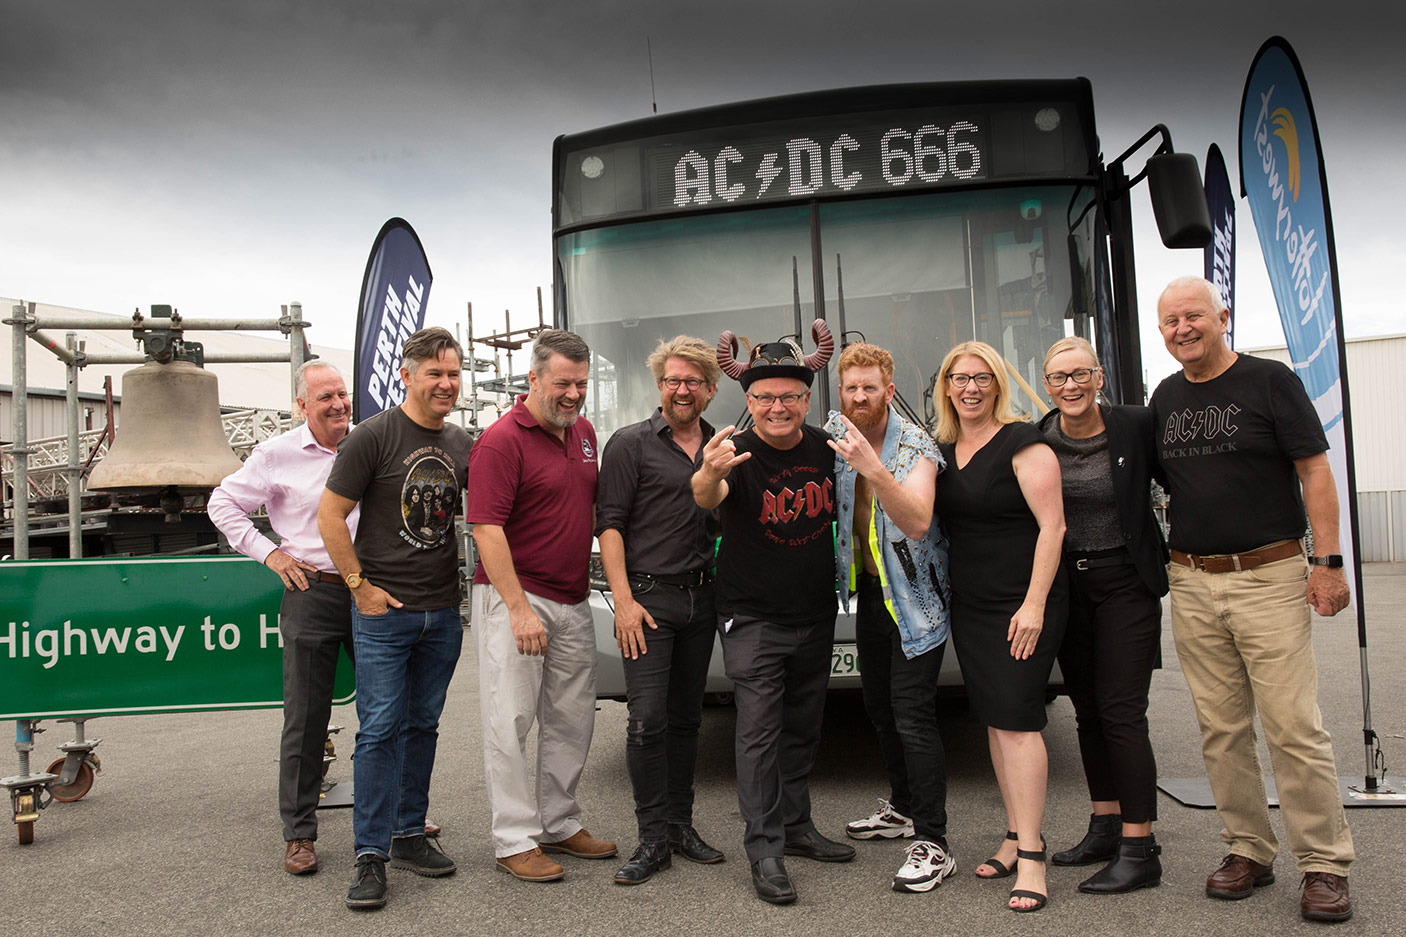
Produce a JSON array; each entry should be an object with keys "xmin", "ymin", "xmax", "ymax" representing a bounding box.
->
[
  {"xmin": 18, "ymin": 820, "xmax": 34, "ymax": 845},
  {"xmin": 46, "ymin": 758, "xmax": 96, "ymax": 802}
]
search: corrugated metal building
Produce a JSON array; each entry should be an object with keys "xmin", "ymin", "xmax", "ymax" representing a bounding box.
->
[{"xmin": 1245, "ymin": 334, "xmax": 1406, "ymax": 561}]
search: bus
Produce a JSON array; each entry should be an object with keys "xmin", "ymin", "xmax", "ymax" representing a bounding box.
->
[{"xmin": 552, "ymin": 80, "xmax": 1208, "ymax": 699}]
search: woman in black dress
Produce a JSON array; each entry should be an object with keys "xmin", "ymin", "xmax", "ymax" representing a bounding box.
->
[
  {"xmin": 932, "ymin": 340, "xmax": 1066, "ymax": 913},
  {"xmin": 1038, "ymin": 337, "xmax": 1167, "ymax": 893}
]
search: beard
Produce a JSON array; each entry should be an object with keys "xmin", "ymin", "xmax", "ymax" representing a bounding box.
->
[
  {"xmin": 842, "ymin": 399, "xmax": 884, "ymax": 432},
  {"xmin": 664, "ymin": 394, "xmax": 708, "ymax": 426}
]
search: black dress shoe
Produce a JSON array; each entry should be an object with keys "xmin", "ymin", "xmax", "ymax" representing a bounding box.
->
[
  {"xmin": 1079, "ymin": 838, "xmax": 1162, "ymax": 893},
  {"xmin": 613, "ymin": 841, "xmax": 671, "ymax": 885},
  {"xmin": 751, "ymin": 857, "xmax": 797, "ymax": 904},
  {"xmin": 784, "ymin": 829, "xmax": 856, "ymax": 863},
  {"xmin": 1052, "ymin": 813, "xmax": 1121, "ymax": 866},
  {"xmin": 668, "ymin": 823, "xmax": 725, "ymax": 864}
]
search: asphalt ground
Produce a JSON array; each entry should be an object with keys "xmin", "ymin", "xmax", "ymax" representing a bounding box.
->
[{"xmin": 7, "ymin": 564, "xmax": 1405, "ymax": 937}]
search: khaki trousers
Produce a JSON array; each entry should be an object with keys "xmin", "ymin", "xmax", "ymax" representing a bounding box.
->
[{"xmin": 1168, "ymin": 552, "xmax": 1353, "ymax": 875}]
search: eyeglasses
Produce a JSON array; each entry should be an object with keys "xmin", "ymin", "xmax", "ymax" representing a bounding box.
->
[
  {"xmin": 946, "ymin": 372, "xmax": 995, "ymax": 388},
  {"xmin": 661, "ymin": 377, "xmax": 706, "ymax": 390},
  {"xmin": 1043, "ymin": 367, "xmax": 1100, "ymax": 387},
  {"xmin": 748, "ymin": 392, "xmax": 805, "ymax": 407}
]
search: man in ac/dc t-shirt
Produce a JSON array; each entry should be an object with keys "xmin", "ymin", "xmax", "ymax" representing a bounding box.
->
[
  {"xmin": 319, "ymin": 327, "xmax": 471, "ymax": 911},
  {"xmin": 692, "ymin": 328, "xmax": 852, "ymax": 906},
  {"xmin": 1148, "ymin": 277, "xmax": 1353, "ymax": 924}
]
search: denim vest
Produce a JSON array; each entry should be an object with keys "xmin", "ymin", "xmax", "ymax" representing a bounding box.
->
[{"xmin": 827, "ymin": 406, "xmax": 951, "ymax": 659}]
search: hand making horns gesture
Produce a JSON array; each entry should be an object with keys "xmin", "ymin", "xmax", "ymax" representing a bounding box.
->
[{"xmin": 701, "ymin": 424, "xmax": 752, "ymax": 478}]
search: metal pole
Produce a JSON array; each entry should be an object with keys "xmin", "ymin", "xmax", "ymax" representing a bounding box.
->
[
  {"xmin": 288, "ymin": 302, "xmax": 306, "ymax": 424},
  {"xmin": 65, "ymin": 332, "xmax": 82, "ymax": 558},
  {"xmin": 30, "ymin": 315, "xmax": 289, "ymax": 332},
  {"xmin": 8, "ymin": 302, "xmax": 33, "ymax": 559}
]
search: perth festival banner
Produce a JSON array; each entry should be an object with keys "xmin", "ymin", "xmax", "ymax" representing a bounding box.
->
[
  {"xmin": 1203, "ymin": 143, "xmax": 1235, "ymax": 348},
  {"xmin": 1238, "ymin": 36, "xmax": 1360, "ymax": 611},
  {"xmin": 353, "ymin": 218, "xmax": 433, "ymax": 423}
]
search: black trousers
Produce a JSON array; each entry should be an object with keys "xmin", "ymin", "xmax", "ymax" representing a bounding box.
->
[
  {"xmin": 1057, "ymin": 559, "xmax": 1162, "ymax": 824},
  {"xmin": 720, "ymin": 611, "xmax": 835, "ymax": 863},
  {"xmin": 854, "ymin": 574, "xmax": 949, "ymax": 842},
  {"xmin": 621, "ymin": 577, "xmax": 716, "ymax": 843},
  {"xmin": 278, "ymin": 578, "xmax": 354, "ymax": 841}
]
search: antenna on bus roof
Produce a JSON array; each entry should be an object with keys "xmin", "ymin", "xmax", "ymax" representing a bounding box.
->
[{"xmin": 647, "ymin": 36, "xmax": 658, "ymax": 114}]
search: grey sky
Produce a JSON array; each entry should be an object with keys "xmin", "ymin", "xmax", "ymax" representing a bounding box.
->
[{"xmin": 3, "ymin": 1, "xmax": 1400, "ymax": 389}]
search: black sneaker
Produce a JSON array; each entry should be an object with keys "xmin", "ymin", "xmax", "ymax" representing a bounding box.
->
[
  {"xmin": 346, "ymin": 855, "xmax": 387, "ymax": 910},
  {"xmin": 390, "ymin": 833, "xmax": 457, "ymax": 877}
]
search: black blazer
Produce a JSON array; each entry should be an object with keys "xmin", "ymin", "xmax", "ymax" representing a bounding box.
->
[{"xmin": 1038, "ymin": 403, "xmax": 1169, "ymax": 597}]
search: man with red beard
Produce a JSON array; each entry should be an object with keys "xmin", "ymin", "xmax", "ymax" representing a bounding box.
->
[
  {"xmin": 825, "ymin": 341, "xmax": 954, "ymax": 894},
  {"xmin": 597, "ymin": 336, "xmax": 728, "ymax": 885}
]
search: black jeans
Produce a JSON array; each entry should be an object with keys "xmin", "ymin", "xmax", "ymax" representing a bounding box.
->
[
  {"xmin": 278, "ymin": 579, "xmax": 354, "ymax": 842},
  {"xmin": 622, "ymin": 577, "xmax": 716, "ymax": 843},
  {"xmin": 854, "ymin": 574, "xmax": 949, "ymax": 842},
  {"xmin": 1057, "ymin": 558, "xmax": 1162, "ymax": 823},
  {"xmin": 720, "ymin": 611, "xmax": 835, "ymax": 863}
]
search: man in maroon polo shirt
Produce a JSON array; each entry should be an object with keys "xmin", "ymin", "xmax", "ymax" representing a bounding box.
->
[{"xmin": 467, "ymin": 328, "xmax": 616, "ymax": 883}]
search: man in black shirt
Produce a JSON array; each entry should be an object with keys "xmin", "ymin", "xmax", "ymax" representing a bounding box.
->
[
  {"xmin": 692, "ymin": 321, "xmax": 851, "ymax": 905},
  {"xmin": 597, "ymin": 336, "xmax": 728, "ymax": 886},
  {"xmin": 319, "ymin": 328, "xmax": 472, "ymax": 911},
  {"xmin": 1149, "ymin": 277, "xmax": 1353, "ymax": 923}
]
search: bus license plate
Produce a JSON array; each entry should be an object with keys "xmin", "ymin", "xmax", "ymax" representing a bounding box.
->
[{"xmin": 831, "ymin": 643, "xmax": 860, "ymax": 676}]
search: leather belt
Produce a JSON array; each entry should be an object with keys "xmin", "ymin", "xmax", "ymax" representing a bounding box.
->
[
  {"xmin": 1069, "ymin": 551, "xmax": 1131, "ymax": 571},
  {"xmin": 638, "ymin": 569, "xmax": 712, "ymax": 588},
  {"xmin": 314, "ymin": 571, "xmax": 347, "ymax": 585},
  {"xmin": 1170, "ymin": 540, "xmax": 1302, "ymax": 574}
]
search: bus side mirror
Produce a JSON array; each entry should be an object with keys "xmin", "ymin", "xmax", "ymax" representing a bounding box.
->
[{"xmin": 1147, "ymin": 153, "xmax": 1212, "ymax": 249}]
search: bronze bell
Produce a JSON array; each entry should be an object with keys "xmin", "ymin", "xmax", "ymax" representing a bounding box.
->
[{"xmin": 88, "ymin": 359, "xmax": 244, "ymax": 495}]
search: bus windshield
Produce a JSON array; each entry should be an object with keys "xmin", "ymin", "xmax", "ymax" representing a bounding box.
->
[{"xmin": 559, "ymin": 183, "xmax": 1097, "ymax": 447}]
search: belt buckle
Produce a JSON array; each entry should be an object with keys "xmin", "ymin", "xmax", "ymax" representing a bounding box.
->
[{"xmin": 1075, "ymin": 558, "xmax": 1090, "ymax": 571}]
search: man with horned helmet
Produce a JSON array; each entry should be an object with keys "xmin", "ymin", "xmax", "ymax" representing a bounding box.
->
[{"xmin": 692, "ymin": 319, "xmax": 854, "ymax": 905}]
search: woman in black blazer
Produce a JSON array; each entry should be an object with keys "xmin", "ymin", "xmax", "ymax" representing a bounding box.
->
[{"xmin": 1037, "ymin": 337, "xmax": 1169, "ymax": 894}]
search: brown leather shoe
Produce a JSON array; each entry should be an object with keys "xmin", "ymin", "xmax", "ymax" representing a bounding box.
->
[
  {"xmin": 1301, "ymin": 871, "xmax": 1352, "ymax": 922},
  {"xmin": 1206, "ymin": 853, "xmax": 1275, "ymax": 899},
  {"xmin": 540, "ymin": 828, "xmax": 618, "ymax": 859},
  {"xmin": 496, "ymin": 847, "xmax": 565, "ymax": 882},
  {"xmin": 284, "ymin": 838, "xmax": 318, "ymax": 875}
]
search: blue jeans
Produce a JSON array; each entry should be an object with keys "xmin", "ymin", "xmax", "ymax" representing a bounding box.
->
[{"xmin": 351, "ymin": 605, "xmax": 463, "ymax": 859}]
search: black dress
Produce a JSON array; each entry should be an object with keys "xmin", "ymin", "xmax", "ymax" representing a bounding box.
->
[{"xmin": 936, "ymin": 421, "xmax": 1068, "ymax": 731}]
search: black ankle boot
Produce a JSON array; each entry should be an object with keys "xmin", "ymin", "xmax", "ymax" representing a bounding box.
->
[
  {"xmin": 1078, "ymin": 836, "xmax": 1162, "ymax": 893},
  {"xmin": 1052, "ymin": 813, "xmax": 1121, "ymax": 866}
]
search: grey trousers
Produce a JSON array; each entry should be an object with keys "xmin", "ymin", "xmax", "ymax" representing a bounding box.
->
[
  {"xmin": 278, "ymin": 579, "xmax": 354, "ymax": 842},
  {"xmin": 719, "ymin": 612, "xmax": 835, "ymax": 863}
]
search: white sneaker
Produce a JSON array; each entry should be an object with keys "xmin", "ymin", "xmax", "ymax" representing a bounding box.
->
[
  {"xmin": 845, "ymin": 798, "xmax": 915, "ymax": 840},
  {"xmin": 892, "ymin": 840, "xmax": 956, "ymax": 893}
]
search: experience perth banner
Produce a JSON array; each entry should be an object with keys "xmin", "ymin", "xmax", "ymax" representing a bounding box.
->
[
  {"xmin": 1238, "ymin": 35, "xmax": 1360, "ymax": 611},
  {"xmin": 353, "ymin": 218, "xmax": 433, "ymax": 423},
  {"xmin": 1203, "ymin": 143, "xmax": 1235, "ymax": 349}
]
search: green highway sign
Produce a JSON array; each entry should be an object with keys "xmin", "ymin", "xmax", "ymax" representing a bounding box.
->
[{"xmin": 1, "ymin": 556, "xmax": 354, "ymax": 719}]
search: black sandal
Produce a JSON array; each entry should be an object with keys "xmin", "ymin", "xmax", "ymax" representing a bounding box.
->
[
  {"xmin": 975, "ymin": 831, "xmax": 1019, "ymax": 879},
  {"xmin": 1009, "ymin": 846, "xmax": 1049, "ymax": 913}
]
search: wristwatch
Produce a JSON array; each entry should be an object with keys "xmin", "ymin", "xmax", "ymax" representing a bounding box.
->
[
  {"xmin": 345, "ymin": 572, "xmax": 365, "ymax": 589},
  {"xmin": 1310, "ymin": 555, "xmax": 1344, "ymax": 568}
]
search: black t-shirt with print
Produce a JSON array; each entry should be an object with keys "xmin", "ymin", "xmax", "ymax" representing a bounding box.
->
[
  {"xmin": 716, "ymin": 423, "xmax": 836, "ymax": 624},
  {"xmin": 1149, "ymin": 354, "xmax": 1327, "ymax": 555},
  {"xmin": 325, "ymin": 406, "xmax": 472, "ymax": 610}
]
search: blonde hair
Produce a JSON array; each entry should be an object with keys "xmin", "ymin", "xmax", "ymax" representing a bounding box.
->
[
  {"xmin": 836, "ymin": 341, "xmax": 894, "ymax": 386},
  {"xmin": 1041, "ymin": 336, "xmax": 1100, "ymax": 374},
  {"xmin": 933, "ymin": 341, "xmax": 1023, "ymax": 444},
  {"xmin": 647, "ymin": 335, "xmax": 723, "ymax": 386}
]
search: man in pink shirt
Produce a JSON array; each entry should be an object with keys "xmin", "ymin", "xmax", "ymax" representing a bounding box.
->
[{"xmin": 208, "ymin": 361, "xmax": 358, "ymax": 876}]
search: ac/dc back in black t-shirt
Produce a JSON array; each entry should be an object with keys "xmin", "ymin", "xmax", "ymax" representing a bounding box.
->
[
  {"xmin": 1149, "ymin": 354, "xmax": 1327, "ymax": 556},
  {"xmin": 715, "ymin": 424, "xmax": 836, "ymax": 625}
]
